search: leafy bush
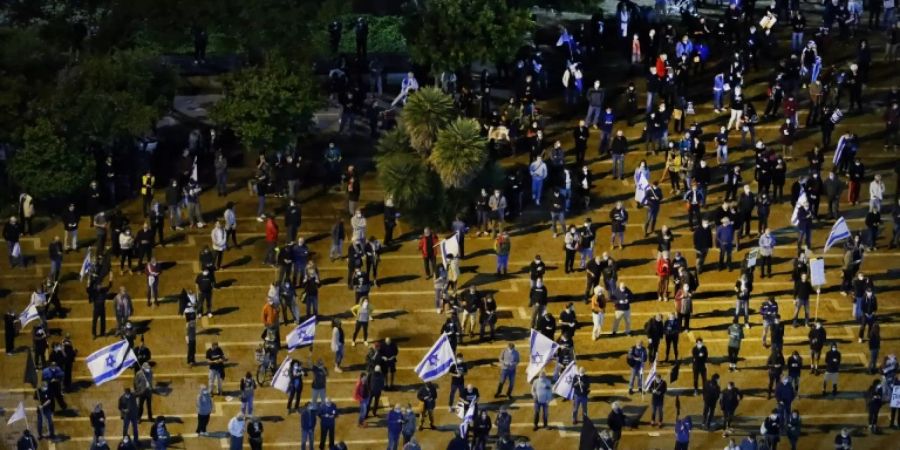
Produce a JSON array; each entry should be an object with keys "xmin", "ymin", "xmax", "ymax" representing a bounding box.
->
[{"xmin": 9, "ymin": 118, "xmax": 95, "ymax": 200}]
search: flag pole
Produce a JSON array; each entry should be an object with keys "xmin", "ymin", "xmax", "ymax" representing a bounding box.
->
[
  {"xmin": 24, "ymin": 400, "xmax": 31, "ymax": 431},
  {"xmin": 814, "ymin": 288, "xmax": 820, "ymax": 321}
]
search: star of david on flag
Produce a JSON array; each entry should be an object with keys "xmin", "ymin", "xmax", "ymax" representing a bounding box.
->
[
  {"xmin": 552, "ymin": 361, "xmax": 578, "ymax": 400},
  {"xmin": 527, "ymin": 329, "xmax": 559, "ymax": 382},
  {"xmin": 85, "ymin": 340, "xmax": 137, "ymax": 386},
  {"xmin": 286, "ymin": 316, "xmax": 317, "ymax": 351},
  {"xmin": 414, "ymin": 333, "xmax": 456, "ymax": 382}
]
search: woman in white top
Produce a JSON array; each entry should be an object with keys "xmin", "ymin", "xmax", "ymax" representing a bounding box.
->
[
  {"xmin": 119, "ymin": 228, "xmax": 134, "ymax": 274},
  {"xmin": 350, "ymin": 298, "xmax": 373, "ymax": 346},
  {"xmin": 447, "ymin": 254, "xmax": 460, "ymax": 295},
  {"xmin": 211, "ymin": 221, "xmax": 227, "ymax": 270},
  {"xmin": 350, "ymin": 210, "xmax": 367, "ymax": 243}
]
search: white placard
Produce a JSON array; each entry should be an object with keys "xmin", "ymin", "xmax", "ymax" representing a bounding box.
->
[{"xmin": 810, "ymin": 258, "xmax": 826, "ymax": 287}]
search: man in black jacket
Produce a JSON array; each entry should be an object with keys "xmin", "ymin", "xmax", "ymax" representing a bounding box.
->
[
  {"xmin": 692, "ymin": 338, "xmax": 709, "ymax": 396},
  {"xmin": 702, "ymin": 374, "xmax": 721, "ymax": 430},
  {"xmin": 693, "ymin": 219, "xmax": 713, "ymax": 273},
  {"xmin": 118, "ymin": 388, "xmax": 139, "ymax": 441},
  {"xmin": 645, "ymin": 314, "xmax": 664, "ymax": 362}
]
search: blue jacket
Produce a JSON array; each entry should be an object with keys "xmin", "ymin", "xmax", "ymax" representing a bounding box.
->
[
  {"xmin": 675, "ymin": 416, "xmax": 692, "ymax": 443},
  {"xmin": 317, "ymin": 403, "xmax": 337, "ymax": 428},
  {"xmin": 386, "ymin": 410, "xmax": 404, "ymax": 435},
  {"xmin": 600, "ymin": 111, "xmax": 615, "ymax": 132},
  {"xmin": 300, "ymin": 408, "xmax": 316, "ymax": 430},
  {"xmin": 713, "ymin": 74, "xmax": 725, "ymax": 92},
  {"xmin": 716, "ymin": 224, "xmax": 734, "ymax": 248}
]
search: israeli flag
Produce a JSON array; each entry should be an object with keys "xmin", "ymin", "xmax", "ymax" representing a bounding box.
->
[
  {"xmin": 833, "ymin": 135, "xmax": 848, "ymax": 165},
  {"xmin": 458, "ymin": 397, "xmax": 477, "ymax": 437},
  {"xmin": 552, "ymin": 362, "xmax": 578, "ymax": 399},
  {"xmin": 824, "ymin": 216, "xmax": 851, "ymax": 253},
  {"xmin": 643, "ymin": 359, "xmax": 658, "ymax": 391},
  {"xmin": 439, "ymin": 235, "xmax": 459, "ymax": 268},
  {"xmin": 18, "ymin": 304, "xmax": 40, "ymax": 329},
  {"xmin": 286, "ymin": 316, "xmax": 317, "ymax": 351},
  {"xmin": 271, "ymin": 356, "xmax": 294, "ymax": 393},
  {"xmin": 79, "ymin": 248, "xmax": 93, "ymax": 282},
  {"xmin": 414, "ymin": 333, "xmax": 456, "ymax": 382},
  {"xmin": 526, "ymin": 329, "xmax": 560, "ymax": 382},
  {"xmin": 85, "ymin": 340, "xmax": 138, "ymax": 386},
  {"xmin": 190, "ymin": 156, "xmax": 199, "ymax": 183},
  {"xmin": 634, "ymin": 168, "xmax": 650, "ymax": 203}
]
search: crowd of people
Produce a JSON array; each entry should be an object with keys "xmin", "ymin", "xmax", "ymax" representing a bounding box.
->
[{"xmin": 4, "ymin": 1, "xmax": 900, "ymax": 450}]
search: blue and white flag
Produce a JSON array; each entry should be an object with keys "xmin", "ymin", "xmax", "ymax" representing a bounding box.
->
[
  {"xmin": 439, "ymin": 235, "xmax": 459, "ymax": 268},
  {"xmin": 643, "ymin": 359, "xmax": 658, "ymax": 391},
  {"xmin": 527, "ymin": 329, "xmax": 560, "ymax": 382},
  {"xmin": 552, "ymin": 362, "xmax": 578, "ymax": 399},
  {"xmin": 634, "ymin": 168, "xmax": 650, "ymax": 203},
  {"xmin": 458, "ymin": 397, "xmax": 476, "ymax": 437},
  {"xmin": 414, "ymin": 333, "xmax": 456, "ymax": 382},
  {"xmin": 286, "ymin": 316, "xmax": 317, "ymax": 351},
  {"xmin": 18, "ymin": 304, "xmax": 40, "ymax": 330},
  {"xmin": 85, "ymin": 340, "xmax": 138, "ymax": 386},
  {"xmin": 790, "ymin": 191, "xmax": 807, "ymax": 227},
  {"xmin": 79, "ymin": 248, "xmax": 93, "ymax": 282},
  {"xmin": 190, "ymin": 156, "xmax": 199, "ymax": 183},
  {"xmin": 824, "ymin": 216, "xmax": 851, "ymax": 253},
  {"xmin": 271, "ymin": 356, "xmax": 294, "ymax": 393}
]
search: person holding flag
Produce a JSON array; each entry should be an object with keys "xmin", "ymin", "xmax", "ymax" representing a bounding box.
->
[
  {"xmin": 627, "ymin": 340, "xmax": 648, "ymax": 395},
  {"xmin": 648, "ymin": 372, "xmax": 667, "ymax": 427}
]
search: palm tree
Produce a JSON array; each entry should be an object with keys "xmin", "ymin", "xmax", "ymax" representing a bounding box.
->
[
  {"xmin": 400, "ymin": 86, "xmax": 455, "ymax": 154},
  {"xmin": 375, "ymin": 128, "xmax": 433, "ymax": 209},
  {"xmin": 428, "ymin": 118, "xmax": 487, "ymax": 189}
]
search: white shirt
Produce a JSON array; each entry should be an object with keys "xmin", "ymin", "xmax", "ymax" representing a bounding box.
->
[
  {"xmin": 870, "ymin": 180, "xmax": 884, "ymax": 201},
  {"xmin": 227, "ymin": 417, "xmax": 244, "ymax": 437}
]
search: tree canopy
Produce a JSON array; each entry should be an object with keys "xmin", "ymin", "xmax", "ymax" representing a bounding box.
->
[{"xmin": 402, "ymin": 0, "xmax": 533, "ymax": 73}]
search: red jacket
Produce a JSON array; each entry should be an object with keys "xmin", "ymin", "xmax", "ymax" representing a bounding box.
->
[
  {"xmin": 418, "ymin": 234, "xmax": 436, "ymax": 258},
  {"xmin": 265, "ymin": 219, "xmax": 279, "ymax": 243},
  {"xmin": 656, "ymin": 258, "xmax": 670, "ymax": 277}
]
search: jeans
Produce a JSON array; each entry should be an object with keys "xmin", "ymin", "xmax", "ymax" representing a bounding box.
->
[
  {"xmin": 612, "ymin": 154, "xmax": 625, "ymax": 179},
  {"xmin": 531, "ymin": 178, "xmax": 544, "ymax": 204},
  {"xmin": 208, "ymin": 370, "xmax": 223, "ymax": 394},
  {"xmin": 591, "ymin": 312, "xmax": 605, "ymax": 338},
  {"xmin": 311, "ymin": 388, "xmax": 326, "ymax": 408},
  {"xmin": 498, "ymin": 369, "xmax": 516, "ymax": 395},
  {"xmin": 735, "ymin": 300, "xmax": 750, "ymax": 324},
  {"xmin": 122, "ymin": 415, "xmax": 139, "ymax": 440},
  {"xmin": 216, "ymin": 171, "xmax": 228, "ymax": 196},
  {"xmin": 713, "ymin": 90, "xmax": 723, "ymax": 110},
  {"xmin": 300, "ymin": 428, "xmax": 315, "ymax": 450},
  {"xmin": 387, "ymin": 431, "xmax": 401, "ymax": 450},
  {"xmin": 229, "ymin": 435, "xmax": 242, "ymax": 450},
  {"xmin": 334, "ymin": 343, "xmax": 344, "ymax": 367},
  {"xmin": 550, "ymin": 212, "xmax": 566, "ymax": 235},
  {"xmin": 168, "ymin": 205, "xmax": 181, "ymax": 228},
  {"xmin": 628, "ymin": 368, "xmax": 643, "ymax": 391},
  {"xmin": 358, "ymin": 398, "xmax": 369, "ymax": 423},
  {"xmin": 585, "ymin": 106, "xmax": 602, "ymax": 126},
  {"xmin": 241, "ymin": 392, "xmax": 254, "ymax": 415},
  {"xmin": 572, "ymin": 395, "xmax": 589, "ymax": 421},
  {"xmin": 533, "ymin": 402, "xmax": 549, "ymax": 426},
  {"xmin": 257, "ymin": 196, "xmax": 266, "ymax": 217},
  {"xmin": 496, "ymin": 254, "xmax": 509, "ymax": 273},
  {"xmin": 38, "ymin": 409, "xmax": 55, "ymax": 438},
  {"xmin": 65, "ymin": 229, "xmax": 78, "ymax": 250}
]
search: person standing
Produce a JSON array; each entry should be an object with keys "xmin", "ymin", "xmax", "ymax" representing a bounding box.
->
[
  {"xmin": 645, "ymin": 313, "xmax": 664, "ymax": 362},
  {"xmin": 720, "ymin": 381, "xmax": 742, "ymax": 435},
  {"xmin": 716, "ymin": 217, "xmax": 735, "ymax": 271},
  {"xmin": 300, "ymin": 402, "xmax": 316, "ymax": 450},
  {"xmin": 692, "ymin": 338, "xmax": 709, "ymax": 396},
  {"xmin": 702, "ymin": 374, "xmax": 721, "ymax": 430},
  {"xmin": 195, "ymin": 386, "xmax": 212, "ymax": 436},
  {"xmin": 417, "ymin": 228, "xmax": 437, "ymax": 279},
  {"xmin": 134, "ymin": 363, "xmax": 154, "ymax": 422},
  {"xmin": 648, "ymin": 373, "xmax": 667, "ymax": 427},
  {"xmin": 206, "ymin": 342, "xmax": 226, "ymax": 395},
  {"xmin": 609, "ymin": 201, "xmax": 628, "ymax": 249},
  {"xmin": 210, "ymin": 221, "xmax": 226, "ymax": 270},
  {"xmin": 495, "ymin": 343, "xmax": 519, "ymax": 398},
  {"xmin": 263, "ymin": 215, "xmax": 278, "ymax": 266},
  {"xmin": 35, "ymin": 382, "xmax": 56, "ymax": 440},
  {"xmin": 4, "ymin": 216, "xmax": 24, "ymax": 267},
  {"xmin": 386, "ymin": 404, "xmax": 404, "ymax": 450},
  {"xmin": 118, "ymin": 388, "xmax": 139, "ymax": 441},
  {"xmin": 607, "ymin": 402, "xmax": 627, "ymax": 448},
  {"xmin": 227, "ymin": 414, "xmax": 245, "ymax": 450},
  {"xmin": 150, "ymin": 416, "xmax": 169, "ymax": 450},
  {"xmin": 531, "ymin": 373, "xmax": 552, "ymax": 430},
  {"xmin": 493, "ymin": 232, "xmax": 511, "ymax": 275},
  {"xmin": 318, "ymin": 398, "xmax": 337, "ymax": 449},
  {"xmin": 529, "ymin": 156, "xmax": 548, "ymax": 205},
  {"xmin": 590, "ymin": 285, "xmax": 607, "ymax": 340},
  {"xmin": 727, "ymin": 317, "xmax": 745, "ymax": 372},
  {"xmin": 611, "ymin": 281, "xmax": 633, "ymax": 336},
  {"xmin": 627, "ymin": 341, "xmax": 648, "ymax": 395},
  {"xmin": 824, "ymin": 343, "xmax": 842, "ymax": 396}
]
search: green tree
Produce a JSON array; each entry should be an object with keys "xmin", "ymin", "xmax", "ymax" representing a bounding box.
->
[
  {"xmin": 44, "ymin": 49, "xmax": 176, "ymax": 150},
  {"xmin": 400, "ymin": 87, "xmax": 455, "ymax": 154},
  {"xmin": 403, "ymin": 0, "xmax": 533, "ymax": 73},
  {"xmin": 211, "ymin": 57, "xmax": 322, "ymax": 154},
  {"xmin": 429, "ymin": 118, "xmax": 487, "ymax": 189},
  {"xmin": 9, "ymin": 118, "xmax": 95, "ymax": 200}
]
